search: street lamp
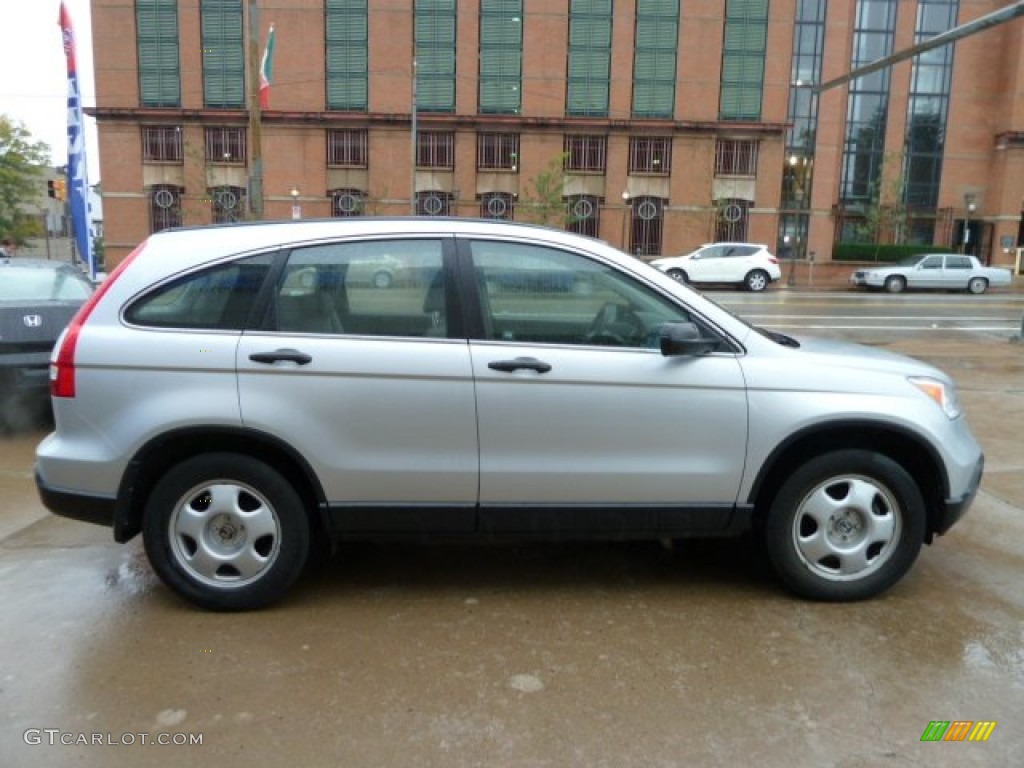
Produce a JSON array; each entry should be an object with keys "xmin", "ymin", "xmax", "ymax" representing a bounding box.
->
[
  {"xmin": 962, "ymin": 193, "xmax": 976, "ymax": 255},
  {"xmin": 788, "ymin": 153, "xmax": 811, "ymax": 206},
  {"xmin": 290, "ymin": 186, "xmax": 301, "ymax": 220},
  {"xmin": 784, "ymin": 234, "xmax": 798, "ymax": 287}
]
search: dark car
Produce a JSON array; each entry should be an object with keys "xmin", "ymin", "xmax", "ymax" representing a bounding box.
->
[{"xmin": 0, "ymin": 258, "xmax": 94, "ymax": 431}]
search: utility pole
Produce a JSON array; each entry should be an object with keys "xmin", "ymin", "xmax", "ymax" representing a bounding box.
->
[
  {"xmin": 247, "ymin": 0, "xmax": 265, "ymax": 219},
  {"xmin": 410, "ymin": 55, "xmax": 418, "ymax": 215}
]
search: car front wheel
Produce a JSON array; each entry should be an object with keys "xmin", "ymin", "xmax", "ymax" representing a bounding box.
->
[
  {"xmin": 884, "ymin": 275, "xmax": 906, "ymax": 293},
  {"xmin": 143, "ymin": 453, "xmax": 310, "ymax": 611},
  {"xmin": 763, "ymin": 450, "xmax": 925, "ymax": 601},
  {"xmin": 967, "ymin": 277, "xmax": 988, "ymax": 295},
  {"xmin": 744, "ymin": 269, "xmax": 770, "ymax": 292},
  {"xmin": 667, "ymin": 268, "xmax": 689, "ymax": 283}
]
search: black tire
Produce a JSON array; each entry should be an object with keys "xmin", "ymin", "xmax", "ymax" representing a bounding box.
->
[
  {"xmin": 884, "ymin": 275, "xmax": 906, "ymax": 294},
  {"xmin": 763, "ymin": 450, "xmax": 925, "ymax": 601},
  {"xmin": 667, "ymin": 268, "xmax": 689, "ymax": 284},
  {"xmin": 143, "ymin": 453, "xmax": 310, "ymax": 611},
  {"xmin": 744, "ymin": 269, "xmax": 770, "ymax": 292},
  {"xmin": 967, "ymin": 277, "xmax": 988, "ymax": 295}
]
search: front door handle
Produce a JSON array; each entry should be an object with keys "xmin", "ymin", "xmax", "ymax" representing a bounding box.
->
[
  {"xmin": 249, "ymin": 349, "xmax": 313, "ymax": 365},
  {"xmin": 487, "ymin": 357, "xmax": 552, "ymax": 374}
]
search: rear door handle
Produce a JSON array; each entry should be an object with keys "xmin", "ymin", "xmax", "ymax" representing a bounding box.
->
[
  {"xmin": 487, "ymin": 357, "xmax": 552, "ymax": 374},
  {"xmin": 249, "ymin": 349, "xmax": 313, "ymax": 365}
]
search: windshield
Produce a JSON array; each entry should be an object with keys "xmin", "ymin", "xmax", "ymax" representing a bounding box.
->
[
  {"xmin": 898, "ymin": 255, "xmax": 926, "ymax": 266},
  {"xmin": 0, "ymin": 267, "xmax": 93, "ymax": 302}
]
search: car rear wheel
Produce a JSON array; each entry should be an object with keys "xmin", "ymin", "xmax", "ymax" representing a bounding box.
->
[
  {"xmin": 884, "ymin": 275, "xmax": 906, "ymax": 294},
  {"xmin": 372, "ymin": 270, "xmax": 394, "ymax": 289},
  {"xmin": 967, "ymin": 277, "xmax": 988, "ymax": 295},
  {"xmin": 667, "ymin": 268, "xmax": 689, "ymax": 283},
  {"xmin": 744, "ymin": 269, "xmax": 770, "ymax": 292},
  {"xmin": 143, "ymin": 453, "xmax": 310, "ymax": 611},
  {"xmin": 763, "ymin": 450, "xmax": 925, "ymax": 601}
]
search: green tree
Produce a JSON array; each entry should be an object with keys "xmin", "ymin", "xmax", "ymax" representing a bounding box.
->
[
  {"xmin": 0, "ymin": 115, "xmax": 51, "ymax": 244},
  {"xmin": 852, "ymin": 151, "xmax": 908, "ymax": 256},
  {"xmin": 518, "ymin": 153, "xmax": 575, "ymax": 228}
]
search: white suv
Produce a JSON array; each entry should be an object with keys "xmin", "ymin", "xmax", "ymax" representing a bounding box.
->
[
  {"xmin": 650, "ymin": 243, "xmax": 781, "ymax": 291},
  {"xmin": 35, "ymin": 219, "xmax": 982, "ymax": 610}
]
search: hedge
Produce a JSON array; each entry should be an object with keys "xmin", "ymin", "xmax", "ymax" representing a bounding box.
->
[{"xmin": 832, "ymin": 243, "xmax": 953, "ymax": 263}]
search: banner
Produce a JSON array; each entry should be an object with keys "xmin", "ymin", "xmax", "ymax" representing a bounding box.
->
[
  {"xmin": 259, "ymin": 24, "xmax": 276, "ymax": 109},
  {"xmin": 59, "ymin": 1, "xmax": 96, "ymax": 280}
]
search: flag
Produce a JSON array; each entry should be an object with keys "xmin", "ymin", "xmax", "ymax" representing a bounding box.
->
[
  {"xmin": 58, "ymin": 1, "xmax": 95, "ymax": 280},
  {"xmin": 259, "ymin": 24, "xmax": 276, "ymax": 109}
]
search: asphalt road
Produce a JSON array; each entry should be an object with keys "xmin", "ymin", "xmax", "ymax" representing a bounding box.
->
[
  {"xmin": 716, "ymin": 290, "xmax": 1024, "ymax": 340},
  {"xmin": 1, "ymin": 304, "xmax": 1022, "ymax": 767}
]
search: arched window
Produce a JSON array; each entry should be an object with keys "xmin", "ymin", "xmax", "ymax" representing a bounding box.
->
[
  {"xmin": 416, "ymin": 191, "xmax": 453, "ymax": 216},
  {"xmin": 331, "ymin": 188, "xmax": 366, "ymax": 217},
  {"xmin": 149, "ymin": 184, "xmax": 182, "ymax": 233},
  {"xmin": 209, "ymin": 185, "xmax": 246, "ymax": 223},
  {"xmin": 565, "ymin": 194, "xmax": 601, "ymax": 238},
  {"xmin": 628, "ymin": 196, "xmax": 665, "ymax": 256},
  {"xmin": 715, "ymin": 198, "xmax": 751, "ymax": 242},
  {"xmin": 480, "ymin": 192, "xmax": 514, "ymax": 220}
]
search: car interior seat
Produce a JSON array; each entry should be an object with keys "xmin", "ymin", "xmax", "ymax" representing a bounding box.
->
[
  {"xmin": 422, "ymin": 270, "xmax": 447, "ymax": 336},
  {"xmin": 276, "ymin": 269, "xmax": 344, "ymax": 334}
]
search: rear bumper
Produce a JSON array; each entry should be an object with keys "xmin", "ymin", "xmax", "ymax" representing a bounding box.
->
[{"xmin": 35, "ymin": 468, "xmax": 116, "ymax": 529}]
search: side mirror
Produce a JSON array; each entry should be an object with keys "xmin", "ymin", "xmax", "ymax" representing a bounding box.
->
[{"xmin": 659, "ymin": 322, "xmax": 718, "ymax": 357}]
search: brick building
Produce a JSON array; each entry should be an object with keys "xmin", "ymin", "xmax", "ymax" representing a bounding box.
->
[{"xmin": 90, "ymin": 0, "xmax": 1024, "ymax": 269}]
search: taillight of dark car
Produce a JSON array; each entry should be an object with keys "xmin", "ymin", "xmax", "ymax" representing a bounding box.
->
[{"xmin": 51, "ymin": 243, "xmax": 145, "ymax": 398}]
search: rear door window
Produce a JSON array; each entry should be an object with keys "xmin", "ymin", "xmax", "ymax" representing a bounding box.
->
[{"xmin": 270, "ymin": 239, "xmax": 447, "ymax": 337}]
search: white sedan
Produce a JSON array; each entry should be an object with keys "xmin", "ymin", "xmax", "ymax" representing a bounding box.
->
[{"xmin": 849, "ymin": 253, "xmax": 1013, "ymax": 294}]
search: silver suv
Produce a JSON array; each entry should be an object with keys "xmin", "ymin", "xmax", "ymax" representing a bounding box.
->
[{"xmin": 36, "ymin": 219, "xmax": 983, "ymax": 610}]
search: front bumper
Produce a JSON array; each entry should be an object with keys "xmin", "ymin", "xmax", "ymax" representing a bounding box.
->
[{"xmin": 933, "ymin": 453, "xmax": 984, "ymax": 537}]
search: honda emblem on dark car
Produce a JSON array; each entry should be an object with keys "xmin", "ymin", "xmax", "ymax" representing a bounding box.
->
[{"xmin": 23, "ymin": 315, "xmax": 43, "ymax": 328}]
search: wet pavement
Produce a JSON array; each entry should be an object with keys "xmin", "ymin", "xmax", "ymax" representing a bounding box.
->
[{"xmin": 1, "ymin": 336, "xmax": 1022, "ymax": 767}]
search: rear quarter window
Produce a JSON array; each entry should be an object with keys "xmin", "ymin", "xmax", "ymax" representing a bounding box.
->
[{"xmin": 125, "ymin": 253, "xmax": 272, "ymax": 330}]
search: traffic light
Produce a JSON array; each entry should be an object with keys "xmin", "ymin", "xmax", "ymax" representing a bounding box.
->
[
  {"xmin": 54, "ymin": 178, "xmax": 67, "ymax": 202},
  {"xmin": 47, "ymin": 179, "xmax": 56, "ymax": 198}
]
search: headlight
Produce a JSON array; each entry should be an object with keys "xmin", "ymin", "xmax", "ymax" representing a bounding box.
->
[{"xmin": 909, "ymin": 376, "xmax": 962, "ymax": 419}]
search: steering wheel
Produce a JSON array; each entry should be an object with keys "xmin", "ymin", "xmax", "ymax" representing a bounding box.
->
[{"xmin": 584, "ymin": 302, "xmax": 645, "ymax": 346}]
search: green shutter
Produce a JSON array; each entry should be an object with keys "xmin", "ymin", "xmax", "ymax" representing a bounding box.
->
[
  {"xmin": 201, "ymin": 0, "xmax": 244, "ymax": 108},
  {"xmin": 415, "ymin": 0, "xmax": 457, "ymax": 112},
  {"xmin": 327, "ymin": 0, "xmax": 368, "ymax": 110},
  {"xmin": 632, "ymin": 0, "xmax": 678, "ymax": 118},
  {"xmin": 567, "ymin": 0, "xmax": 612, "ymax": 117},
  {"xmin": 479, "ymin": 0, "xmax": 522, "ymax": 112},
  {"xmin": 137, "ymin": 0, "xmax": 180, "ymax": 107},
  {"xmin": 719, "ymin": 0, "xmax": 767, "ymax": 120}
]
